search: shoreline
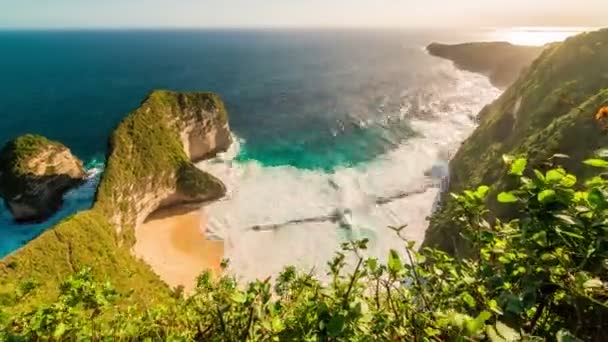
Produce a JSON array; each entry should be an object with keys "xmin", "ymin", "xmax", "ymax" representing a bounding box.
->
[{"xmin": 133, "ymin": 205, "xmax": 224, "ymax": 293}]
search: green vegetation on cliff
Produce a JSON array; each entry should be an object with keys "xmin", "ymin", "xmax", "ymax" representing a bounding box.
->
[
  {"xmin": 426, "ymin": 28, "xmax": 608, "ymax": 255},
  {"xmin": 2, "ymin": 155, "xmax": 607, "ymax": 340},
  {"xmin": 427, "ymin": 42, "xmax": 545, "ymax": 88},
  {"xmin": 0, "ymin": 90, "xmax": 230, "ymax": 314},
  {"xmin": 0, "ymin": 134, "xmax": 58, "ymax": 176},
  {"xmin": 95, "ymin": 90, "xmax": 229, "ymax": 233}
]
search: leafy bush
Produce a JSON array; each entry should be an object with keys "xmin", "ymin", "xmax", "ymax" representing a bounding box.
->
[{"xmin": 1, "ymin": 153, "xmax": 607, "ymax": 340}]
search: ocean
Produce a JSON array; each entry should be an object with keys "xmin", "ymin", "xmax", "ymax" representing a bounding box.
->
[{"xmin": 0, "ymin": 28, "xmax": 580, "ymax": 278}]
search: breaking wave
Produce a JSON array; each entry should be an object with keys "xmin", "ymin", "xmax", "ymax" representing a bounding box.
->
[{"xmin": 198, "ymin": 62, "xmax": 501, "ymax": 282}]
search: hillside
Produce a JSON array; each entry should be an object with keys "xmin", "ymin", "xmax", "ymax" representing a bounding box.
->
[
  {"xmin": 0, "ymin": 90, "xmax": 232, "ymax": 312},
  {"xmin": 427, "ymin": 41, "xmax": 545, "ymax": 88},
  {"xmin": 425, "ymin": 29, "xmax": 608, "ymax": 255}
]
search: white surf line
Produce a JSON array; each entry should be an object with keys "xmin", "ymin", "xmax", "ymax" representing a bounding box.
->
[{"xmin": 247, "ymin": 180, "xmax": 438, "ymax": 232}]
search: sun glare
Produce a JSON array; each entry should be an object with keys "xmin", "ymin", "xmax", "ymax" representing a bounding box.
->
[{"xmin": 489, "ymin": 27, "xmax": 593, "ymax": 45}]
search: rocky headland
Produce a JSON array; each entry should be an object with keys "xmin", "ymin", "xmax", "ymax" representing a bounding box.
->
[
  {"xmin": 427, "ymin": 41, "xmax": 546, "ymax": 88},
  {"xmin": 0, "ymin": 134, "xmax": 86, "ymax": 222},
  {"xmin": 0, "ymin": 90, "xmax": 232, "ymax": 308}
]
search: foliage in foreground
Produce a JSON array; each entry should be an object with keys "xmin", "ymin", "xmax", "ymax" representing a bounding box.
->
[{"xmin": 2, "ymin": 154, "xmax": 608, "ymax": 341}]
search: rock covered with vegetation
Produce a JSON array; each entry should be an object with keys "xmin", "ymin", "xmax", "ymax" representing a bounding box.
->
[
  {"xmin": 425, "ymin": 28, "xmax": 608, "ymax": 255},
  {"xmin": 0, "ymin": 134, "xmax": 86, "ymax": 222},
  {"xmin": 0, "ymin": 90, "xmax": 231, "ymax": 312},
  {"xmin": 427, "ymin": 41, "xmax": 545, "ymax": 88},
  {"xmin": 94, "ymin": 90, "xmax": 231, "ymax": 242},
  {"xmin": 1, "ymin": 155, "xmax": 607, "ymax": 340}
]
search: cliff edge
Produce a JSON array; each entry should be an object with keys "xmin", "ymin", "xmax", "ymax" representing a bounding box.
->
[
  {"xmin": 425, "ymin": 28, "xmax": 608, "ymax": 255},
  {"xmin": 427, "ymin": 41, "xmax": 546, "ymax": 88},
  {"xmin": 0, "ymin": 134, "xmax": 86, "ymax": 222}
]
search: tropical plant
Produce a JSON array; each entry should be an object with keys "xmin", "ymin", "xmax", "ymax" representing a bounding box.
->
[{"xmin": 2, "ymin": 153, "xmax": 607, "ymax": 341}]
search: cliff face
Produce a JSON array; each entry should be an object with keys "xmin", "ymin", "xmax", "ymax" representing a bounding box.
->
[
  {"xmin": 0, "ymin": 134, "xmax": 86, "ymax": 222},
  {"xmin": 0, "ymin": 90, "xmax": 232, "ymax": 311},
  {"xmin": 425, "ymin": 28, "xmax": 608, "ymax": 255},
  {"xmin": 95, "ymin": 91, "xmax": 231, "ymax": 241},
  {"xmin": 427, "ymin": 42, "xmax": 545, "ymax": 88}
]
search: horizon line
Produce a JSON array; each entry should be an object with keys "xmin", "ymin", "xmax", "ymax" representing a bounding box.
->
[{"xmin": 0, "ymin": 25, "xmax": 601, "ymax": 31}]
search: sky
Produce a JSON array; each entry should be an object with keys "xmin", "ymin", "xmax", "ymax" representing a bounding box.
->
[{"xmin": 1, "ymin": 0, "xmax": 606, "ymax": 29}]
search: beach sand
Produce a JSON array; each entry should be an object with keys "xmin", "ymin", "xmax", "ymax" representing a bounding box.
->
[{"xmin": 134, "ymin": 206, "xmax": 224, "ymax": 293}]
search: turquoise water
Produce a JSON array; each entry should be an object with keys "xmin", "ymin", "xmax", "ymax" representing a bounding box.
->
[{"xmin": 0, "ymin": 29, "xmax": 501, "ymax": 257}]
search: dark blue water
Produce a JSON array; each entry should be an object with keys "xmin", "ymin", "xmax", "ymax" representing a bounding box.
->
[{"xmin": 0, "ymin": 29, "xmax": 497, "ymax": 257}]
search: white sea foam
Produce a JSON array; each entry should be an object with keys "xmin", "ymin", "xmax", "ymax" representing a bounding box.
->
[{"xmin": 198, "ymin": 62, "xmax": 501, "ymax": 282}]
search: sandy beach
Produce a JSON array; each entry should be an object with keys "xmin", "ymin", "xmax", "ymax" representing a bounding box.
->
[{"xmin": 134, "ymin": 206, "xmax": 224, "ymax": 293}]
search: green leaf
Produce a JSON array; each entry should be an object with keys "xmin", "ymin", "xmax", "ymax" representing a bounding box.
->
[
  {"xmin": 505, "ymin": 295, "xmax": 523, "ymax": 314},
  {"xmin": 495, "ymin": 321, "xmax": 520, "ymax": 341},
  {"xmin": 583, "ymin": 158, "xmax": 608, "ymax": 168},
  {"xmin": 502, "ymin": 154, "xmax": 514, "ymax": 165},
  {"xmin": 461, "ymin": 292, "xmax": 476, "ymax": 308},
  {"xmin": 588, "ymin": 188, "xmax": 606, "ymax": 207},
  {"xmin": 560, "ymin": 174, "xmax": 577, "ymax": 187},
  {"xmin": 595, "ymin": 149, "xmax": 608, "ymax": 158},
  {"xmin": 554, "ymin": 214, "xmax": 582, "ymax": 227},
  {"xmin": 557, "ymin": 228, "xmax": 584, "ymax": 239},
  {"xmin": 556, "ymin": 329, "xmax": 577, "ymax": 342},
  {"xmin": 465, "ymin": 311, "xmax": 491, "ymax": 336},
  {"xmin": 497, "ymin": 192, "xmax": 518, "ymax": 203},
  {"xmin": 538, "ymin": 189, "xmax": 556, "ymax": 203},
  {"xmin": 387, "ymin": 249, "xmax": 403, "ymax": 275},
  {"xmin": 53, "ymin": 322, "xmax": 67, "ymax": 338},
  {"xmin": 231, "ymin": 292, "xmax": 247, "ymax": 304},
  {"xmin": 271, "ymin": 317, "xmax": 285, "ymax": 332},
  {"xmin": 327, "ymin": 315, "xmax": 346, "ymax": 337},
  {"xmin": 583, "ymin": 278, "xmax": 603, "ymax": 289},
  {"xmin": 487, "ymin": 326, "xmax": 507, "ymax": 342},
  {"xmin": 541, "ymin": 253, "xmax": 556, "ymax": 261},
  {"xmin": 509, "ymin": 158, "xmax": 527, "ymax": 176},
  {"xmin": 475, "ymin": 185, "xmax": 490, "ymax": 199},
  {"xmin": 533, "ymin": 169, "xmax": 546, "ymax": 182},
  {"xmin": 546, "ymin": 168, "xmax": 565, "ymax": 182},
  {"xmin": 531, "ymin": 231, "xmax": 547, "ymax": 247}
]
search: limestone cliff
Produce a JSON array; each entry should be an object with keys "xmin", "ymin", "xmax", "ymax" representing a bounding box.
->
[
  {"xmin": 94, "ymin": 90, "xmax": 232, "ymax": 242},
  {"xmin": 0, "ymin": 134, "xmax": 86, "ymax": 222},
  {"xmin": 427, "ymin": 41, "xmax": 545, "ymax": 88},
  {"xmin": 0, "ymin": 90, "xmax": 232, "ymax": 311},
  {"xmin": 425, "ymin": 28, "xmax": 608, "ymax": 255}
]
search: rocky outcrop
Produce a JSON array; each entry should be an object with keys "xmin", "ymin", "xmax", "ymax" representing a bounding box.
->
[
  {"xmin": 94, "ymin": 90, "xmax": 232, "ymax": 241},
  {"xmin": 427, "ymin": 41, "xmax": 546, "ymax": 88},
  {"xmin": 425, "ymin": 28, "xmax": 608, "ymax": 255},
  {"xmin": 0, "ymin": 134, "xmax": 86, "ymax": 222}
]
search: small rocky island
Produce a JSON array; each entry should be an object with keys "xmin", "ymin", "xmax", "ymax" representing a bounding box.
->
[
  {"xmin": 427, "ymin": 41, "xmax": 546, "ymax": 88},
  {"xmin": 0, "ymin": 134, "xmax": 86, "ymax": 222}
]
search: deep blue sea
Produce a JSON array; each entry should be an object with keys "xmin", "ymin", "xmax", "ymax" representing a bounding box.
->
[{"xmin": 0, "ymin": 29, "xmax": 571, "ymax": 272}]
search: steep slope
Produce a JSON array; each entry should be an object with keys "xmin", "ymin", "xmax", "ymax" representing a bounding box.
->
[
  {"xmin": 0, "ymin": 90, "xmax": 232, "ymax": 312},
  {"xmin": 427, "ymin": 42, "xmax": 545, "ymax": 88},
  {"xmin": 425, "ymin": 28, "xmax": 608, "ymax": 255}
]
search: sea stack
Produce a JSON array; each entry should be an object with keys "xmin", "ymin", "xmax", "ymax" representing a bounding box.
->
[{"xmin": 0, "ymin": 134, "xmax": 86, "ymax": 222}]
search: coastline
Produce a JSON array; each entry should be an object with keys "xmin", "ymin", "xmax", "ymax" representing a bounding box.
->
[{"xmin": 133, "ymin": 205, "xmax": 224, "ymax": 293}]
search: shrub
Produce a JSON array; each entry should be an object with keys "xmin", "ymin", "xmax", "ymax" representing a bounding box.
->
[{"xmin": 1, "ymin": 153, "xmax": 607, "ymax": 340}]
